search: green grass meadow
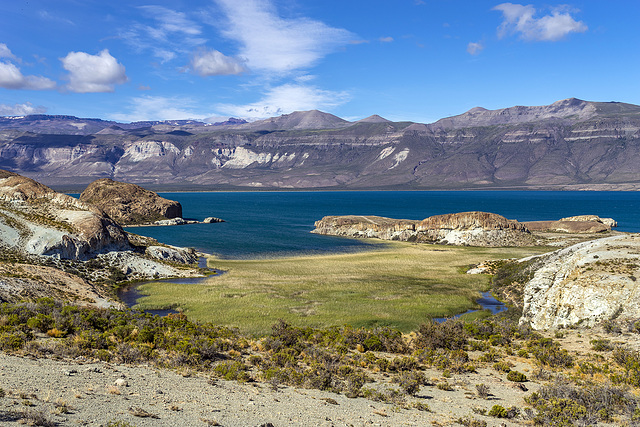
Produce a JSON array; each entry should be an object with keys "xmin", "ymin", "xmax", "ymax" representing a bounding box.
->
[{"xmin": 135, "ymin": 243, "xmax": 547, "ymax": 336}]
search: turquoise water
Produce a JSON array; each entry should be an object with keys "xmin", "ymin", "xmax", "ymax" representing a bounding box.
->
[{"xmin": 123, "ymin": 191, "xmax": 640, "ymax": 259}]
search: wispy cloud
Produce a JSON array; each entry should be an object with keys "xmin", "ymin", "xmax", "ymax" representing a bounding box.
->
[
  {"xmin": 189, "ymin": 47, "xmax": 246, "ymax": 76},
  {"xmin": 467, "ymin": 41, "xmax": 484, "ymax": 55},
  {"xmin": 37, "ymin": 10, "xmax": 75, "ymax": 26},
  {"xmin": 493, "ymin": 3, "xmax": 587, "ymax": 41},
  {"xmin": 0, "ymin": 61, "xmax": 56, "ymax": 90},
  {"xmin": 214, "ymin": 0, "xmax": 354, "ymax": 74},
  {"xmin": 379, "ymin": 36, "xmax": 394, "ymax": 43},
  {"xmin": 216, "ymin": 83, "xmax": 350, "ymax": 120},
  {"xmin": 108, "ymin": 95, "xmax": 210, "ymax": 122},
  {"xmin": 0, "ymin": 102, "xmax": 47, "ymax": 116},
  {"xmin": 61, "ymin": 49, "xmax": 128, "ymax": 93},
  {"xmin": 120, "ymin": 6, "xmax": 206, "ymax": 63},
  {"xmin": 0, "ymin": 43, "xmax": 17, "ymax": 61}
]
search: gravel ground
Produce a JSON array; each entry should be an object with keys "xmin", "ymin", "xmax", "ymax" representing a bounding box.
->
[{"xmin": 0, "ymin": 352, "xmax": 541, "ymax": 426}]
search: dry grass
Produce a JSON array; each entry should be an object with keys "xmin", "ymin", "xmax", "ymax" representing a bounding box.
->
[{"xmin": 135, "ymin": 242, "xmax": 547, "ymax": 335}]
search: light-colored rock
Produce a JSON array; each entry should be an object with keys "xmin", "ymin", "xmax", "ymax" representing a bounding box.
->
[
  {"xmin": 312, "ymin": 211, "xmax": 534, "ymax": 247},
  {"xmin": 145, "ymin": 245, "xmax": 198, "ymax": 264},
  {"xmin": 520, "ymin": 233, "xmax": 640, "ymax": 330},
  {"xmin": 203, "ymin": 216, "xmax": 225, "ymax": 224},
  {"xmin": 153, "ymin": 217, "xmax": 198, "ymax": 226},
  {"xmin": 0, "ymin": 170, "xmax": 129, "ymax": 260}
]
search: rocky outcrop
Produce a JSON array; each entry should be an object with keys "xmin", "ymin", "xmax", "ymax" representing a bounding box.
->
[
  {"xmin": 520, "ymin": 234, "xmax": 640, "ymax": 330},
  {"xmin": 560, "ymin": 215, "xmax": 617, "ymax": 228},
  {"xmin": 312, "ymin": 212, "xmax": 534, "ymax": 247},
  {"xmin": 522, "ymin": 215, "xmax": 617, "ymax": 234},
  {"xmin": 79, "ymin": 178, "xmax": 182, "ymax": 225},
  {"xmin": 0, "ymin": 170, "xmax": 129, "ymax": 260},
  {"xmin": 145, "ymin": 245, "xmax": 198, "ymax": 264}
]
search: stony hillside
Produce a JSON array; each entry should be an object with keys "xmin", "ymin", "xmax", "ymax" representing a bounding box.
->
[{"xmin": 1, "ymin": 98, "xmax": 639, "ymax": 190}]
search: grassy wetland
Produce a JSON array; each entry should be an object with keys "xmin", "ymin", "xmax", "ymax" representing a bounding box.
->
[{"xmin": 133, "ymin": 242, "xmax": 549, "ymax": 335}]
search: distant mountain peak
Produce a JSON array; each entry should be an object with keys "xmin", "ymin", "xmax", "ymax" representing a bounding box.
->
[
  {"xmin": 233, "ymin": 109, "xmax": 350, "ymax": 131},
  {"xmin": 431, "ymin": 98, "xmax": 599, "ymax": 129},
  {"xmin": 356, "ymin": 114, "xmax": 391, "ymax": 123}
]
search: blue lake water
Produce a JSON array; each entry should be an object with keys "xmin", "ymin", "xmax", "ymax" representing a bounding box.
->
[{"xmin": 123, "ymin": 191, "xmax": 640, "ymax": 259}]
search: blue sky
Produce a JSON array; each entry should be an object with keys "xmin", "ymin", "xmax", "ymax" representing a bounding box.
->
[{"xmin": 0, "ymin": 0, "xmax": 638, "ymax": 123}]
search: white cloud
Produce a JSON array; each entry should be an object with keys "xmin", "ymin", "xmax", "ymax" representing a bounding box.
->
[
  {"xmin": 216, "ymin": 83, "xmax": 350, "ymax": 120},
  {"xmin": 61, "ymin": 49, "xmax": 128, "ymax": 93},
  {"xmin": 0, "ymin": 102, "xmax": 47, "ymax": 116},
  {"xmin": 108, "ymin": 95, "xmax": 210, "ymax": 122},
  {"xmin": 467, "ymin": 41, "xmax": 484, "ymax": 55},
  {"xmin": 379, "ymin": 36, "xmax": 394, "ymax": 43},
  {"xmin": 214, "ymin": 0, "xmax": 354, "ymax": 74},
  {"xmin": 493, "ymin": 3, "xmax": 587, "ymax": 41},
  {"xmin": 121, "ymin": 6, "xmax": 206, "ymax": 63},
  {"xmin": 189, "ymin": 48, "xmax": 246, "ymax": 76},
  {"xmin": 0, "ymin": 61, "xmax": 56, "ymax": 90},
  {"xmin": 0, "ymin": 43, "xmax": 17, "ymax": 60}
]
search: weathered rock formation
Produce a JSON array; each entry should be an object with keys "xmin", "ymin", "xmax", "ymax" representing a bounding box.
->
[
  {"xmin": 522, "ymin": 214, "xmax": 617, "ymax": 234},
  {"xmin": 0, "ymin": 170, "xmax": 129, "ymax": 260},
  {"xmin": 560, "ymin": 215, "xmax": 617, "ymax": 228},
  {"xmin": 79, "ymin": 178, "xmax": 182, "ymax": 225},
  {"xmin": 520, "ymin": 234, "xmax": 640, "ymax": 330},
  {"xmin": 312, "ymin": 211, "xmax": 534, "ymax": 247}
]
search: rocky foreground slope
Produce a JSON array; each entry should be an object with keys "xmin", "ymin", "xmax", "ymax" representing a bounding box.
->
[
  {"xmin": 519, "ymin": 233, "xmax": 640, "ymax": 330},
  {"xmin": 1, "ymin": 98, "xmax": 640, "ymax": 190}
]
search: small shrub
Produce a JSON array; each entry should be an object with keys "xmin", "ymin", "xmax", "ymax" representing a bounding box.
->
[
  {"xmin": 493, "ymin": 361, "xmax": 512, "ymax": 373},
  {"xmin": 488, "ymin": 405, "xmax": 508, "ymax": 418},
  {"xmin": 456, "ymin": 416, "xmax": 487, "ymax": 427},
  {"xmin": 475, "ymin": 383, "xmax": 490, "ymax": 399},
  {"xmin": 590, "ymin": 338, "xmax": 613, "ymax": 352},
  {"xmin": 507, "ymin": 370, "xmax": 527, "ymax": 382}
]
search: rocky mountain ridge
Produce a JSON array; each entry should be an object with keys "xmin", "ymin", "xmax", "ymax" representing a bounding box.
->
[{"xmin": 1, "ymin": 98, "xmax": 639, "ymax": 190}]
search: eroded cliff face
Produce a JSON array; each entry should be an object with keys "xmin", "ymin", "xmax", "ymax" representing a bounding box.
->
[
  {"xmin": 1, "ymin": 99, "xmax": 639, "ymax": 190},
  {"xmin": 312, "ymin": 211, "xmax": 534, "ymax": 247},
  {"xmin": 520, "ymin": 234, "xmax": 640, "ymax": 330},
  {"xmin": 0, "ymin": 170, "xmax": 130, "ymax": 259},
  {"xmin": 79, "ymin": 178, "xmax": 182, "ymax": 225}
]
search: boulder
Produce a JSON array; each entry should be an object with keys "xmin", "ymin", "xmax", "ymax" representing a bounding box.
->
[
  {"xmin": 79, "ymin": 178, "xmax": 182, "ymax": 225},
  {"xmin": 145, "ymin": 246, "xmax": 198, "ymax": 265},
  {"xmin": 520, "ymin": 234, "xmax": 640, "ymax": 330},
  {"xmin": 312, "ymin": 211, "xmax": 534, "ymax": 247},
  {"xmin": 203, "ymin": 217, "xmax": 225, "ymax": 224}
]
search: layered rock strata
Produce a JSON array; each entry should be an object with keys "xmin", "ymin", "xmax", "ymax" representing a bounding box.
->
[
  {"xmin": 520, "ymin": 233, "xmax": 640, "ymax": 330},
  {"xmin": 312, "ymin": 211, "xmax": 534, "ymax": 247},
  {"xmin": 0, "ymin": 170, "xmax": 129, "ymax": 260},
  {"xmin": 79, "ymin": 178, "xmax": 182, "ymax": 225}
]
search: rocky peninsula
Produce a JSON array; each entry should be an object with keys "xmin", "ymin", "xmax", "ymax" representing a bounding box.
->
[
  {"xmin": 312, "ymin": 211, "xmax": 535, "ymax": 247},
  {"xmin": 0, "ymin": 170, "xmax": 204, "ymax": 305}
]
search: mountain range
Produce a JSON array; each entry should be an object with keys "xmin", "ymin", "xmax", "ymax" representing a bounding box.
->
[{"xmin": 1, "ymin": 98, "xmax": 639, "ymax": 191}]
